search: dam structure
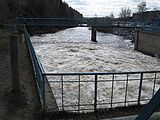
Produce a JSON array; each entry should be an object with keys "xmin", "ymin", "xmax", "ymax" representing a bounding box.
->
[{"xmin": 14, "ymin": 17, "xmax": 160, "ymax": 119}]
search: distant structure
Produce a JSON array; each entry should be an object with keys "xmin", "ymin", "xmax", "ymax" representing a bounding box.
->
[{"xmin": 133, "ymin": 11, "xmax": 160, "ymax": 21}]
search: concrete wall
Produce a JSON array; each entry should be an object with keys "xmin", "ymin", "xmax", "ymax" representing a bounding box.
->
[
  {"xmin": 21, "ymin": 33, "xmax": 58, "ymax": 111},
  {"xmin": 134, "ymin": 31, "xmax": 160, "ymax": 56}
]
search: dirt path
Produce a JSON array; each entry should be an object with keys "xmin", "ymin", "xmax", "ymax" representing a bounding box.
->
[{"xmin": 0, "ymin": 28, "xmax": 41, "ymax": 120}]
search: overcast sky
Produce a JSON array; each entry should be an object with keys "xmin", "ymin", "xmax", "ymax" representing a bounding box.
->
[{"xmin": 63, "ymin": 0, "xmax": 160, "ymax": 17}]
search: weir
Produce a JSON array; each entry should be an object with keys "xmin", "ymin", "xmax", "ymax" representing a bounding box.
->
[{"xmin": 14, "ymin": 17, "xmax": 160, "ymax": 119}]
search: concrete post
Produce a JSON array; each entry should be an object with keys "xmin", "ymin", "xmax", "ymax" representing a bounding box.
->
[
  {"xmin": 134, "ymin": 30, "xmax": 139, "ymax": 50},
  {"xmin": 91, "ymin": 27, "xmax": 97, "ymax": 42},
  {"xmin": 10, "ymin": 32, "xmax": 21, "ymax": 92}
]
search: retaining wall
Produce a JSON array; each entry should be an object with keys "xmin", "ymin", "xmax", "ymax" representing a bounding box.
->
[{"xmin": 134, "ymin": 31, "xmax": 160, "ymax": 56}]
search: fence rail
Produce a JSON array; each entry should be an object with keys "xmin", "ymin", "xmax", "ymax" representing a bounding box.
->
[
  {"xmin": 16, "ymin": 17, "xmax": 160, "ymax": 30},
  {"xmin": 43, "ymin": 71, "xmax": 160, "ymax": 113},
  {"xmin": 23, "ymin": 26, "xmax": 160, "ymax": 114},
  {"xmin": 24, "ymin": 27, "xmax": 46, "ymax": 110}
]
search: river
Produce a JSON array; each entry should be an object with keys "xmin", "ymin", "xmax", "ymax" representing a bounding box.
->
[{"xmin": 31, "ymin": 27, "xmax": 160, "ymax": 112}]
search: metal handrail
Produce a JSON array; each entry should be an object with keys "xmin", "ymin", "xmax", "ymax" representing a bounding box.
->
[
  {"xmin": 136, "ymin": 88, "xmax": 160, "ymax": 120},
  {"xmin": 43, "ymin": 70, "xmax": 160, "ymax": 76},
  {"xmin": 24, "ymin": 26, "xmax": 46, "ymax": 110},
  {"xmin": 16, "ymin": 17, "xmax": 160, "ymax": 29},
  {"xmin": 44, "ymin": 71, "xmax": 160, "ymax": 113}
]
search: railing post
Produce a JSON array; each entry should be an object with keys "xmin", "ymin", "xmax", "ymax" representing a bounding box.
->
[
  {"xmin": 124, "ymin": 74, "xmax": 129, "ymax": 106},
  {"xmin": 94, "ymin": 75, "xmax": 98, "ymax": 113},
  {"xmin": 111, "ymin": 74, "xmax": 114, "ymax": 108},
  {"xmin": 136, "ymin": 88, "xmax": 160, "ymax": 120},
  {"xmin": 42, "ymin": 75, "xmax": 46, "ymax": 111},
  {"xmin": 134, "ymin": 30, "xmax": 139, "ymax": 50},
  {"xmin": 138, "ymin": 73, "xmax": 143, "ymax": 106},
  {"xmin": 61, "ymin": 75, "xmax": 64, "ymax": 111},
  {"xmin": 78, "ymin": 75, "xmax": 81, "ymax": 113},
  {"xmin": 10, "ymin": 32, "xmax": 21, "ymax": 92},
  {"xmin": 152, "ymin": 73, "xmax": 157, "ymax": 96}
]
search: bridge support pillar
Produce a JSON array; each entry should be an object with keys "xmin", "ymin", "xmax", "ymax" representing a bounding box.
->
[
  {"xmin": 10, "ymin": 32, "xmax": 21, "ymax": 92},
  {"xmin": 91, "ymin": 27, "xmax": 97, "ymax": 42},
  {"xmin": 134, "ymin": 30, "xmax": 139, "ymax": 50}
]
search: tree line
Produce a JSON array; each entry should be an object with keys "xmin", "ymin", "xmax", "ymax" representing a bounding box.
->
[
  {"xmin": 3, "ymin": 0, "xmax": 82, "ymax": 23},
  {"xmin": 107, "ymin": 1, "xmax": 158, "ymax": 18},
  {"xmin": 26, "ymin": 0, "xmax": 82, "ymax": 18}
]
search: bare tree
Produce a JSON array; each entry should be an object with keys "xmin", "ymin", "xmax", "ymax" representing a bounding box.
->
[
  {"xmin": 118, "ymin": 7, "xmax": 132, "ymax": 18},
  {"xmin": 109, "ymin": 12, "xmax": 114, "ymax": 18},
  {"xmin": 152, "ymin": 8, "xmax": 159, "ymax": 11},
  {"xmin": 153, "ymin": 8, "xmax": 157, "ymax": 11},
  {"xmin": 137, "ymin": 1, "xmax": 147, "ymax": 13}
]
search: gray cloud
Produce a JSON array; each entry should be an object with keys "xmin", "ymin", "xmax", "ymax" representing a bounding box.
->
[
  {"xmin": 64, "ymin": 0, "xmax": 160, "ymax": 17},
  {"xmin": 130, "ymin": 0, "xmax": 143, "ymax": 3},
  {"xmin": 66, "ymin": 0, "xmax": 88, "ymax": 5}
]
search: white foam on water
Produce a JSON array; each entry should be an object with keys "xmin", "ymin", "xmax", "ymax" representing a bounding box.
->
[{"xmin": 31, "ymin": 27, "xmax": 160, "ymax": 111}]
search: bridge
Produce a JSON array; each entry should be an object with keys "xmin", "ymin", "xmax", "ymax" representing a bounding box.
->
[
  {"xmin": 15, "ymin": 17, "xmax": 160, "ymax": 119},
  {"xmin": 16, "ymin": 17, "xmax": 160, "ymax": 42},
  {"xmin": 16, "ymin": 17, "xmax": 160, "ymax": 28}
]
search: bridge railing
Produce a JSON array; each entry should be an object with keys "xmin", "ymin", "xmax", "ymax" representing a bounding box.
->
[
  {"xmin": 16, "ymin": 17, "xmax": 160, "ymax": 28},
  {"xmin": 17, "ymin": 17, "xmax": 84, "ymax": 27},
  {"xmin": 43, "ymin": 71, "xmax": 160, "ymax": 113}
]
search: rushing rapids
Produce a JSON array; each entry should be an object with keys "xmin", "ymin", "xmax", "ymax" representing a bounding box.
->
[{"xmin": 31, "ymin": 27, "xmax": 160, "ymax": 111}]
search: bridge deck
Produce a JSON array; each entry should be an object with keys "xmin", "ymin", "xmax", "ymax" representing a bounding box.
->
[{"xmin": 16, "ymin": 17, "xmax": 160, "ymax": 29}]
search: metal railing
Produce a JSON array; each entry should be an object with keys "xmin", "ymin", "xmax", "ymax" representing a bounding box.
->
[
  {"xmin": 23, "ymin": 26, "xmax": 160, "ymax": 114},
  {"xmin": 43, "ymin": 71, "xmax": 160, "ymax": 113},
  {"xmin": 136, "ymin": 88, "xmax": 160, "ymax": 120},
  {"xmin": 16, "ymin": 17, "xmax": 160, "ymax": 29},
  {"xmin": 24, "ymin": 27, "xmax": 46, "ymax": 110}
]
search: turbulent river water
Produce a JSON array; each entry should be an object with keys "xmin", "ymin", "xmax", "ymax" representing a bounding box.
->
[{"xmin": 31, "ymin": 27, "xmax": 160, "ymax": 111}]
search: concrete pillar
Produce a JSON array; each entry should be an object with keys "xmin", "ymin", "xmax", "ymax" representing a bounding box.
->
[
  {"xmin": 134, "ymin": 30, "xmax": 139, "ymax": 50},
  {"xmin": 10, "ymin": 32, "xmax": 21, "ymax": 92},
  {"xmin": 91, "ymin": 27, "xmax": 97, "ymax": 42}
]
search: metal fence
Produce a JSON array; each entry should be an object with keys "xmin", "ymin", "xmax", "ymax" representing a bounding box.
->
[
  {"xmin": 24, "ymin": 27, "xmax": 46, "ymax": 110},
  {"xmin": 23, "ymin": 27, "xmax": 160, "ymax": 113},
  {"xmin": 43, "ymin": 71, "xmax": 160, "ymax": 113}
]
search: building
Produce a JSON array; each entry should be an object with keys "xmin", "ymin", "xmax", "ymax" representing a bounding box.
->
[{"xmin": 133, "ymin": 11, "xmax": 160, "ymax": 21}]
